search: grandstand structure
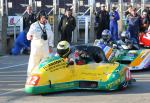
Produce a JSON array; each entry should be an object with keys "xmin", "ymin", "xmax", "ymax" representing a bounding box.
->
[{"xmin": 8, "ymin": 0, "xmax": 149, "ymax": 15}]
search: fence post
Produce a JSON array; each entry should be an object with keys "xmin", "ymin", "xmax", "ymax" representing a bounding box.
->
[{"xmin": 85, "ymin": 17, "xmax": 88, "ymax": 44}]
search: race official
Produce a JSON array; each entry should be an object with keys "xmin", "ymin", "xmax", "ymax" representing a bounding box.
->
[
  {"xmin": 27, "ymin": 10, "xmax": 54, "ymax": 75},
  {"xmin": 109, "ymin": 6, "xmax": 120, "ymax": 41},
  {"xmin": 58, "ymin": 8, "xmax": 76, "ymax": 43}
]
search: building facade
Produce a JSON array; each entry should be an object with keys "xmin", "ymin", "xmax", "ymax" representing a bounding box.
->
[{"xmin": 8, "ymin": 0, "xmax": 138, "ymax": 16}]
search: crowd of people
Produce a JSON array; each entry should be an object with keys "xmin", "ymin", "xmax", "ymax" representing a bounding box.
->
[
  {"xmin": 9, "ymin": 4, "xmax": 150, "ymax": 75},
  {"xmin": 95, "ymin": 4, "xmax": 150, "ymax": 42}
]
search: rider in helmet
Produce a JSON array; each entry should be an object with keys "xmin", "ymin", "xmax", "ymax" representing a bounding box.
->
[
  {"xmin": 57, "ymin": 41, "xmax": 108, "ymax": 65},
  {"xmin": 95, "ymin": 29, "xmax": 116, "ymax": 48},
  {"xmin": 102, "ymin": 29, "xmax": 111, "ymax": 43},
  {"xmin": 117, "ymin": 31, "xmax": 139, "ymax": 50},
  {"xmin": 57, "ymin": 41, "xmax": 71, "ymax": 58},
  {"xmin": 56, "ymin": 41, "xmax": 88, "ymax": 65}
]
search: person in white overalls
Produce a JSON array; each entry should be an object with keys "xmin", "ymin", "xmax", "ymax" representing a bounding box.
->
[{"xmin": 27, "ymin": 10, "xmax": 54, "ymax": 75}]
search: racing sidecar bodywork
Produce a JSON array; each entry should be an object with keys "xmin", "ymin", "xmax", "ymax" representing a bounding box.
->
[
  {"xmin": 94, "ymin": 39, "xmax": 150, "ymax": 70},
  {"xmin": 25, "ymin": 55, "xmax": 132, "ymax": 94},
  {"xmin": 115, "ymin": 49, "xmax": 150, "ymax": 70},
  {"xmin": 139, "ymin": 32, "xmax": 150, "ymax": 47}
]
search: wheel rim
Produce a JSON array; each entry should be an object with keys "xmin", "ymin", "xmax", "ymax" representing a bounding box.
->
[{"xmin": 122, "ymin": 81, "xmax": 128, "ymax": 88}]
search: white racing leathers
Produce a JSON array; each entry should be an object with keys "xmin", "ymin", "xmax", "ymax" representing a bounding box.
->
[{"xmin": 27, "ymin": 21, "xmax": 54, "ymax": 75}]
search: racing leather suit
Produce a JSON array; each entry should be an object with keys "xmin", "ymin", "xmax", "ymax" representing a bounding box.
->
[
  {"xmin": 70, "ymin": 45, "xmax": 108, "ymax": 64},
  {"xmin": 117, "ymin": 39, "xmax": 139, "ymax": 50},
  {"xmin": 57, "ymin": 45, "xmax": 108, "ymax": 66},
  {"xmin": 27, "ymin": 21, "xmax": 54, "ymax": 75}
]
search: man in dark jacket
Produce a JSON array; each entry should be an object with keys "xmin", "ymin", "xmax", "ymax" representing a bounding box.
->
[
  {"xmin": 95, "ymin": 4, "xmax": 110, "ymax": 39},
  {"xmin": 58, "ymin": 8, "xmax": 76, "ymax": 43},
  {"xmin": 23, "ymin": 5, "xmax": 36, "ymax": 33}
]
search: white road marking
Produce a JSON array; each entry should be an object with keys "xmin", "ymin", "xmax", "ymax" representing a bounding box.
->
[
  {"xmin": 7, "ymin": 83, "xmax": 24, "ymax": 86},
  {"xmin": 0, "ymin": 88, "xmax": 24, "ymax": 91},
  {"xmin": 0, "ymin": 71, "xmax": 26, "ymax": 73},
  {"xmin": 0, "ymin": 56, "xmax": 28, "ymax": 96},
  {"xmin": 0, "ymin": 88, "xmax": 24, "ymax": 96},
  {"xmin": 0, "ymin": 81, "xmax": 25, "ymax": 83},
  {"xmin": 0, "ymin": 75, "xmax": 27, "ymax": 77},
  {"xmin": 0, "ymin": 56, "xmax": 9, "ymax": 58},
  {"xmin": 0, "ymin": 63, "xmax": 28, "ymax": 70}
]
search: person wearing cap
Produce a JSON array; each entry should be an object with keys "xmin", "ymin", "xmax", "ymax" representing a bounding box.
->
[
  {"xmin": 58, "ymin": 7, "xmax": 76, "ymax": 43},
  {"xmin": 109, "ymin": 5, "xmax": 120, "ymax": 41},
  {"xmin": 26, "ymin": 10, "xmax": 54, "ymax": 75},
  {"xmin": 95, "ymin": 4, "xmax": 110, "ymax": 39},
  {"xmin": 126, "ymin": 8, "xmax": 141, "ymax": 44}
]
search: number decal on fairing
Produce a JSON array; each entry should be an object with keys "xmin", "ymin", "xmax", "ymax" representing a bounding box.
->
[{"xmin": 26, "ymin": 75, "xmax": 40, "ymax": 86}]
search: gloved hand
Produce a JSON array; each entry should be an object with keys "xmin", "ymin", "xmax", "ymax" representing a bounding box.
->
[{"xmin": 79, "ymin": 50, "xmax": 89, "ymax": 58}]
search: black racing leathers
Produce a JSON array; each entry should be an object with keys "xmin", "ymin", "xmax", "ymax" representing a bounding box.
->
[{"xmin": 70, "ymin": 45, "xmax": 108, "ymax": 63}]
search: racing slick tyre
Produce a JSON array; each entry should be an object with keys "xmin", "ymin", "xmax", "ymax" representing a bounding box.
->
[{"xmin": 119, "ymin": 81, "xmax": 129, "ymax": 90}]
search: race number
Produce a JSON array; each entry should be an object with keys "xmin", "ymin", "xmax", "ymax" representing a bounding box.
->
[{"xmin": 26, "ymin": 75, "xmax": 40, "ymax": 86}]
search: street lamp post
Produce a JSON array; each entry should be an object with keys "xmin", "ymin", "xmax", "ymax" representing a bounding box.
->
[
  {"xmin": 53, "ymin": 0, "xmax": 59, "ymax": 46},
  {"xmin": 106, "ymin": 0, "xmax": 110, "ymax": 11},
  {"xmin": 72, "ymin": 0, "xmax": 78, "ymax": 43},
  {"xmin": 29, "ymin": 0, "xmax": 36, "ymax": 12},
  {"xmin": 89, "ymin": 0, "xmax": 95, "ymax": 42},
  {"xmin": 131, "ymin": 0, "xmax": 135, "ymax": 6},
  {"xmin": 118, "ymin": 0, "xmax": 124, "ymax": 33},
  {"xmin": 0, "ymin": 0, "xmax": 8, "ymax": 54},
  {"xmin": 141, "ymin": 0, "xmax": 145, "ymax": 12}
]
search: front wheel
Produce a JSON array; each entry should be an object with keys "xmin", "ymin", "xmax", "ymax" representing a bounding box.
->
[{"xmin": 119, "ymin": 81, "xmax": 128, "ymax": 90}]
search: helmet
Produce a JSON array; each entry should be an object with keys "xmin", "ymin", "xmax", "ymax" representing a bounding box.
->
[
  {"xmin": 57, "ymin": 41, "xmax": 70, "ymax": 58},
  {"xmin": 121, "ymin": 31, "xmax": 130, "ymax": 41},
  {"xmin": 102, "ymin": 29, "xmax": 111, "ymax": 41},
  {"xmin": 36, "ymin": 10, "xmax": 48, "ymax": 20}
]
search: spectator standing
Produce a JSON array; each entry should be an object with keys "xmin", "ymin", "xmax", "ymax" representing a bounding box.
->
[
  {"xmin": 109, "ymin": 6, "xmax": 120, "ymax": 41},
  {"xmin": 10, "ymin": 5, "xmax": 36, "ymax": 55},
  {"xmin": 125, "ymin": 5, "xmax": 133, "ymax": 17},
  {"xmin": 140, "ymin": 10, "xmax": 149, "ymax": 32},
  {"xmin": 23, "ymin": 5, "xmax": 36, "ymax": 33},
  {"xmin": 27, "ymin": 10, "xmax": 54, "ymax": 75},
  {"xmin": 127, "ymin": 8, "xmax": 141, "ymax": 43},
  {"xmin": 58, "ymin": 8, "xmax": 76, "ymax": 44},
  {"xmin": 95, "ymin": 4, "xmax": 110, "ymax": 39}
]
